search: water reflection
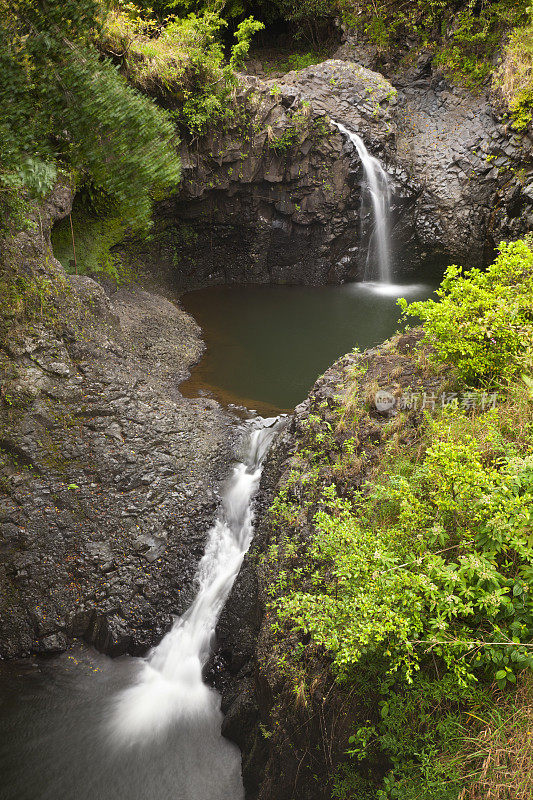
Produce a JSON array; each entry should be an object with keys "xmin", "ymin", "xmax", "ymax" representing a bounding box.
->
[{"xmin": 180, "ymin": 279, "xmax": 439, "ymax": 414}]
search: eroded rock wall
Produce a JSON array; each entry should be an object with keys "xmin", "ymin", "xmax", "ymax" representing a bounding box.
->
[
  {"xmin": 209, "ymin": 333, "xmax": 451, "ymax": 799},
  {"xmin": 334, "ymin": 34, "xmax": 533, "ymax": 263},
  {"xmin": 124, "ymin": 45, "xmax": 533, "ymax": 288},
  {"xmin": 118, "ymin": 65, "xmax": 423, "ymax": 290},
  {"xmin": 0, "ymin": 188, "xmax": 236, "ymax": 658}
]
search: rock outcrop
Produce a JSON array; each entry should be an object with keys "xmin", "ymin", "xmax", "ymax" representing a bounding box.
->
[
  {"xmin": 0, "ymin": 188, "xmax": 238, "ymax": 658},
  {"xmin": 209, "ymin": 332, "xmax": 451, "ymax": 799},
  {"xmin": 334, "ymin": 34, "xmax": 533, "ymax": 263},
  {"xmin": 117, "ymin": 62, "xmax": 422, "ymax": 289}
]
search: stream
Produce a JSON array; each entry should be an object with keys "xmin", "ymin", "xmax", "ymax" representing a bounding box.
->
[
  {"xmin": 0, "ymin": 420, "xmax": 280, "ymax": 800},
  {"xmin": 1, "ymin": 117, "xmax": 443, "ymax": 799},
  {"xmin": 0, "ymin": 276, "xmax": 439, "ymax": 800}
]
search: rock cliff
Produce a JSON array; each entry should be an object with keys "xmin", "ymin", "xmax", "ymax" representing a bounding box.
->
[
  {"xmin": 210, "ymin": 331, "xmax": 451, "ymax": 799},
  {"xmin": 118, "ymin": 52, "xmax": 533, "ymax": 291},
  {"xmin": 0, "ymin": 187, "xmax": 237, "ymax": 658}
]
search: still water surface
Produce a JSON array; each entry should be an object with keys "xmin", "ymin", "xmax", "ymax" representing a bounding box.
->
[{"xmin": 180, "ymin": 280, "xmax": 439, "ymax": 414}]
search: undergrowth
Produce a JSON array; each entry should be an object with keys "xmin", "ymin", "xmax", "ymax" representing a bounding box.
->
[
  {"xmin": 100, "ymin": 5, "xmax": 264, "ymax": 135},
  {"xmin": 496, "ymin": 16, "xmax": 533, "ymax": 130},
  {"xmin": 51, "ymin": 209, "xmax": 132, "ymax": 284},
  {"xmin": 339, "ymin": 0, "xmax": 529, "ymax": 92},
  {"xmin": 265, "ymin": 237, "xmax": 533, "ymax": 798}
]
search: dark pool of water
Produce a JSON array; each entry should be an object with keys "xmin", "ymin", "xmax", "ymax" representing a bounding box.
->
[
  {"xmin": 180, "ymin": 279, "xmax": 440, "ymax": 414},
  {"xmin": 0, "ymin": 648, "xmax": 243, "ymax": 800}
]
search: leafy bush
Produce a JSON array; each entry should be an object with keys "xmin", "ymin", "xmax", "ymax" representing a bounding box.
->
[
  {"xmin": 339, "ymin": 0, "xmax": 528, "ymax": 89},
  {"xmin": 101, "ymin": 7, "xmax": 263, "ymax": 134},
  {"xmin": 0, "ymin": 0, "xmax": 180, "ymax": 230},
  {"xmin": 275, "ymin": 405, "xmax": 533, "ymax": 684},
  {"xmin": 433, "ymin": 0, "xmax": 528, "ymax": 90},
  {"xmin": 399, "ymin": 239, "xmax": 533, "ymax": 384},
  {"xmin": 271, "ymin": 382, "xmax": 533, "ymax": 797},
  {"xmin": 266, "ymin": 239, "xmax": 533, "ymax": 798}
]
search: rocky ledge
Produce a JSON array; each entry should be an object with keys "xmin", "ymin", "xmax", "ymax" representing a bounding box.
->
[{"xmin": 117, "ymin": 52, "xmax": 533, "ymax": 294}]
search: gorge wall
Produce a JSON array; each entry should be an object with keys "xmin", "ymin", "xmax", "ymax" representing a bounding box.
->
[
  {"xmin": 1, "ymin": 8, "xmax": 532, "ymax": 716},
  {"xmin": 117, "ymin": 46, "xmax": 533, "ymax": 292},
  {"xmin": 209, "ymin": 330, "xmax": 450, "ymax": 799}
]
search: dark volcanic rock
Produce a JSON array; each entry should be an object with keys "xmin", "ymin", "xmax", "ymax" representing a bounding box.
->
[
  {"xmin": 333, "ymin": 36, "xmax": 533, "ymax": 264},
  {"xmin": 118, "ymin": 64, "xmax": 423, "ymax": 289},
  {"xmin": 0, "ymin": 189, "xmax": 236, "ymax": 659},
  {"xmin": 119, "ymin": 56, "xmax": 533, "ymax": 290}
]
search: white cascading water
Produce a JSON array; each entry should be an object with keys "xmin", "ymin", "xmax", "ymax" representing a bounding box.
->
[
  {"xmin": 109, "ymin": 417, "xmax": 281, "ymax": 749},
  {"xmin": 333, "ymin": 120, "xmax": 392, "ymax": 283}
]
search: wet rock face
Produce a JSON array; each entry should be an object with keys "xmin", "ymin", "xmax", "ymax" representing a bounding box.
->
[
  {"xmin": 333, "ymin": 37, "xmax": 533, "ymax": 264},
  {"xmin": 0, "ymin": 191, "xmax": 236, "ymax": 659},
  {"xmin": 122, "ymin": 54, "xmax": 533, "ymax": 285},
  {"xmin": 119, "ymin": 64, "xmax": 423, "ymax": 289},
  {"xmin": 210, "ymin": 333, "xmax": 450, "ymax": 800}
]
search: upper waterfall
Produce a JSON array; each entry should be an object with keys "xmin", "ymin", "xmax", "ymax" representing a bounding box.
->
[{"xmin": 333, "ymin": 120, "xmax": 392, "ymax": 283}]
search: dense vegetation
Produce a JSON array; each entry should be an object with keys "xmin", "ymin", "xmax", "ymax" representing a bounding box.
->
[
  {"xmin": 128, "ymin": 0, "xmax": 533, "ymax": 105},
  {"xmin": 2, "ymin": 0, "xmax": 531, "ymax": 238},
  {"xmin": 0, "ymin": 0, "xmax": 262, "ymax": 233},
  {"xmin": 0, "ymin": 0, "xmax": 182, "ymax": 231},
  {"xmin": 265, "ymin": 239, "xmax": 533, "ymax": 798}
]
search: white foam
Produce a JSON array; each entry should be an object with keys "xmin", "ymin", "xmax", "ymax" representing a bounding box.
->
[{"xmin": 357, "ymin": 281, "xmax": 430, "ymax": 297}]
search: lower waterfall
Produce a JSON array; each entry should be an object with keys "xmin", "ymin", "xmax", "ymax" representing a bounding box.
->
[{"xmin": 109, "ymin": 417, "xmax": 281, "ymax": 748}]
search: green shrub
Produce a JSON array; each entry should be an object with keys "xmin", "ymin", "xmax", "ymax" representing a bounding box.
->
[
  {"xmin": 495, "ymin": 17, "xmax": 533, "ymax": 129},
  {"xmin": 102, "ymin": 8, "xmax": 263, "ymax": 135},
  {"xmin": 0, "ymin": 0, "xmax": 180, "ymax": 231},
  {"xmin": 433, "ymin": 0, "xmax": 527, "ymax": 90},
  {"xmin": 272, "ymin": 390, "xmax": 533, "ymax": 798},
  {"xmin": 399, "ymin": 239, "xmax": 533, "ymax": 384},
  {"xmin": 51, "ymin": 210, "xmax": 132, "ymax": 284},
  {"xmin": 339, "ymin": 0, "xmax": 528, "ymax": 89},
  {"xmin": 276, "ymin": 403, "xmax": 533, "ymax": 682}
]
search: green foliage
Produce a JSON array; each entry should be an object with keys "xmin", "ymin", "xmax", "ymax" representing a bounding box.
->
[
  {"xmin": 102, "ymin": 7, "xmax": 263, "ymax": 135},
  {"xmin": 266, "ymin": 240, "xmax": 533, "ymax": 798},
  {"xmin": 433, "ymin": 0, "xmax": 528, "ymax": 90},
  {"xmin": 51, "ymin": 210, "xmax": 132, "ymax": 283},
  {"xmin": 399, "ymin": 239, "xmax": 533, "ymax": 384},
  {"xmin": 271, "ymin": 387, "xmax": 533, "ymax": 797},
  {"xmin": 340, "ymin": 0, "xmax": 529, "ymax": 89},
  {"xmin": 509, "ymin": 81, "xmax": 533, "ymax": 130},
  {"xmin": 0, "ymin": 0, "xmax": 180, "ymax": 230},
  {"xmin": 275, "ymin": 405, "xmax": 533, "ymax": 684},
  {"xmin": 229, "ymin": 16, "xmax": 265, "ymax": 70},
  {"xmin": 271, "ymin": 0, "xmax": 331, "ymax": 24},
  {"xmin": 495, "ymin": 15, "xmax": 533, "ymax": 130},
  {"xmin": 0, "ymin": 270, "xmax": 71, "ymax": 331}
]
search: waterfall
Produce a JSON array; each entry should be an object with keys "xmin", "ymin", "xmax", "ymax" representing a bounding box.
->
[
  {"xmin": 109, "ymin": 416, "xmax": 281, "ymax": 747},
  {"xmin": 333, "ymin": 120, "xmax": 392, "ymax": 283}
]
